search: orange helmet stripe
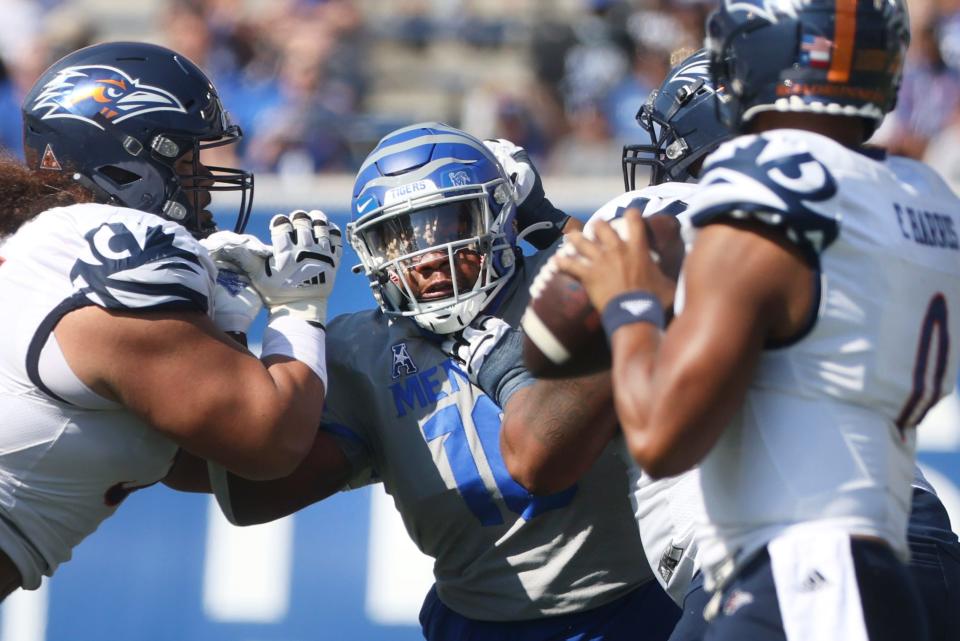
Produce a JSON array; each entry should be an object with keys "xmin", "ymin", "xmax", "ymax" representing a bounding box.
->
[{"xmin": 828, "ymin": 0, "xmax": 858, "ymax": 83}]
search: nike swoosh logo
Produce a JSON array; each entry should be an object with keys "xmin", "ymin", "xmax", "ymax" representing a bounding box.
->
[{"xmin": 356, "ymin": 198, "xmax": 377, "ymax": 214}]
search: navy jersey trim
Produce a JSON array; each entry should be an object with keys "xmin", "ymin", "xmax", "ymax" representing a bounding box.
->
[
  {"xmin": 765, "ymin": 268, "xmax": 823, "ymax": 350},
  {"xmin": 26, "ymin": 293, "xmax": 94, "ymax": 406},
  {"xmin": 26, "ymin": 293, "xmax": 209, "ymax": 407},
  {"xmin": 694, "ymin": 136, "xmax": 840, "ymax": 260},
  {"xmin": 70, "ymin": 221, "xmax": 211, "ymax": 314},
  {"xmin": 692, "ymin": 203, "xmax": 836, "ymax": 265},
  {"xmin": 613, "ymin": 197, "xmax": 689, "ymax": 220}
]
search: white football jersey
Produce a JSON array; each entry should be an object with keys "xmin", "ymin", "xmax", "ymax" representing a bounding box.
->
[
  {"xmin": 681, "ymin": 129, "xmax": 960, "ymax": 584},
  {"xmin": 587, "ymin": 183, "xmax": 708, "ymax": 605},
  {"xmin": 0, "ymin": 203, "xmax": 217, "ymax": 588}
]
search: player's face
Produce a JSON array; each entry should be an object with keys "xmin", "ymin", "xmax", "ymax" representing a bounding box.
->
[
  {"xmin": 375, "ymin": 202, "xmax": 485, "ymax": 302},
  {"xmin": 173, "ymin": 149, "xmax": 214, "ymax": 229},
  {"xmin": 395, "ymin": 246, "xmax": 483, "ymax": 302}
]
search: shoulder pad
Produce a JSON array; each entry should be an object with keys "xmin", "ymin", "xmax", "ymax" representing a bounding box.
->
[
  {"xmin": 587, "ymin": 185, "xmax": 694, "ymax": 228},
  {"xmin": 70, "ymin": 211, "xmax": 215, "ymax": 314},
  {"xmin": 690, "ymin": 134, "xmax": 840, "ymax": 257}
]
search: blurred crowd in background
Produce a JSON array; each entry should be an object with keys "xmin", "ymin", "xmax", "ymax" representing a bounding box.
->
[{"xmin": 1, "ymin": 0, "xmax": 959, "ymax": 184}]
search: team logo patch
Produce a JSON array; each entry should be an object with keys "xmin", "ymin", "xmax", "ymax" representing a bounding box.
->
[
  {"xmin": 391, "ymin": 342, "xmax": 418, "ymax": 378},
  {"xmin": 216, "ymin": 269, "xmax": 247, "ymax": 296},
  {"xmin": 31, "ymin": 64, "xmax": 186, "ymax": 130},
  {"xmin": 40, "ymin": 144, "xmax": 62, "ymax": 170},
  {"xmin": 799, "ymin": 568, "xmax": 829, "ymax": 591},
  {"xmin": 448, "ymin": 170, "xmax": 471, "ymax": 187},
  {"xmin": 800, "ymin": 34, "xmax": 833, "ymax": 69}
]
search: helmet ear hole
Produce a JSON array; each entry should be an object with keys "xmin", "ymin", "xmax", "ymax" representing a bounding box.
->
[{"xmin": 98, "ymin": 165, "xmax": 141, "ymax": 186}]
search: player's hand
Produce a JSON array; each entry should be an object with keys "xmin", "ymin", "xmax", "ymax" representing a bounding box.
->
[
  {"xmin": 483, "ymin": 138, "xmax": 540, "ymax": 208},
  {"xmin": 201, "ymin": 231, "xmax": 270, "ymax": 334},
  {"xmin": 483, "ymin": 138, "xmax": 569, "ymax": 249},
  {"xmin": 207, "ymin": 210, "xmax": 343, "ymax": 326},
  {"xmin": 443, "ymin": 315, "xmax": 533, "ymax": 408},
  {"xmin": 442, "ymin": 315, "xmax": 514, "ymax": 385},
  {"xmin": 212, "ymin": 268, "xmax": 263, "ymax": 335},
  {"xmin": 555, "ymin": 209, "xmax": 675, "ymax": 312}
]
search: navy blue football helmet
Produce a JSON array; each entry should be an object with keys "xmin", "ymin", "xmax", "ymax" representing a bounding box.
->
[
  {"xmin": 622, "ymin": 49, "xmax": 732, "ymax": 190},
  {"xmin": 348, "ymin": 123, "xmax": 518, "ymax": 334},
  {"xmin": 706, "ymin": 0, "xmax": 910, "ymax": 138},
  {"xmin": 22, "ymin": 41, "xmax": 253, "ymax": 237}
]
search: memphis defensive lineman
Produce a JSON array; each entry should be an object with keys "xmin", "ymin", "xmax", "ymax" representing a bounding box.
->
[
  {"xmin": 558, "ymin": 0, "xmax": 960, "ymax": 638},
  {"xmin": 0, "ymin": 42, "xmax": 336, "ymax": 598},
  {"xmin": 212, "ymin": 123, "xmax": 680, "ymax": 640}
]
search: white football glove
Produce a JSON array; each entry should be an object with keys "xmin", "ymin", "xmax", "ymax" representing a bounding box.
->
[
  {"xmin": 483, "ymin": 138, "xmax": 537, "ymax": 206},
  {"xmin": 483, "ymin": 138, "xmax": 569, "ymax": 250},
  {"xmin": 442, "ymin": 315, "xmax": 513, "ymax": 384},
  {"xmin": 442, "ymin": 315, "xmax": 534, "ymax": 407},
  {"xmin": 212, "ymin": 268, "xmax": 264, "ymax": 334},
  {"xmin": 201, "ymin": 231, "xmax": 270, "ymax": 335},
  {"xmin": 206, "ymin": 210, "xmax": 343, "ymax": 326}
]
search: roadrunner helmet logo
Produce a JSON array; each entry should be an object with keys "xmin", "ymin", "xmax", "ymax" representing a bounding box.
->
[{"xmin": 31, "ymin": 64, "xmax": 186, "ymax": 130}]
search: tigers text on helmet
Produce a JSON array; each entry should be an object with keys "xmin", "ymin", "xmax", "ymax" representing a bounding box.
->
[
  {"xmin": 706, "ymin": 0, "xmax": 910, "ymax": 138},
  {"xmin": 348, "ymin": 123, "xmax": 519, "ymax": 334},
  {"xmin": 22, "ymin": 41, "xmax": 253, "ymax": 237},
  {"xmin": 622, "ymin": 49, "xmax": 732, "ymax": 190}
]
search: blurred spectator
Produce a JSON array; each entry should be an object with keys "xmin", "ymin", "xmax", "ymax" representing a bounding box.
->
[
  {"xmin": 873, "ymin": 16, "xmax": 960, "ymax": 159},
  {"xmin": 605, "ymin": 6, "xmax": 693, "ymax": 144},
  {"xmin": 0, "ymin": 3, "xmax": 94, "ymax": 159},
  {"xmin": 245, "ymin": 8, "xmax": 364, "ymax": 175},
  {"xmin": 546, "ymin": 101, "xmax": 623, "ymax": 176},
  {"xmin": 7, "ymin": 0, "xmax": 957, "ymax": 180},
  {"xmin": 160, "ymin": 0, "xmax": 366, "ymax": 174}
]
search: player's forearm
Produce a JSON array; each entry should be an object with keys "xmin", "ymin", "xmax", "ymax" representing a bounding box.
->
[
  {"xmin": 220, "ymin": 431, "xmax": 351, "ymax": 525},
  {"xmin": 500, "ymin": 372, "xmax": 617, "ymax": 494},
  {"xmin": 613, "ymin": 318, "xmax": 756, "ymax": 479},
  {"xmin": 609, "ymin": 323, "xmax": 687, "ymax": 479}
]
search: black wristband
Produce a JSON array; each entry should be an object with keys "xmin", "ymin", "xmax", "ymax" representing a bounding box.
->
[{"xmin": 601, "ymin": 291, "xmax": 665, "ymax": 341}]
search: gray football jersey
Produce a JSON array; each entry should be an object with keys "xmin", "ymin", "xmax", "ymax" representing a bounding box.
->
[{"xmin": 323, "ymin": 249, "xmax": 653, "ymax": 621}]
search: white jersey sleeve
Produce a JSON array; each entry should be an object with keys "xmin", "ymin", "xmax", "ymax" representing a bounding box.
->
[
  {"xmin": 0, "ymin": 203, "xmax": 213, "ymax": 588},
  {"xmin": 687, "ymin": 131, "xmax": 843, "ymax": 260}
]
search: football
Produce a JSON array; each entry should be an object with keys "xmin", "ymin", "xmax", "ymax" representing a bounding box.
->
[{"xmin": 522, "ymin": 213, "xmax": 684, "ymax": 378}]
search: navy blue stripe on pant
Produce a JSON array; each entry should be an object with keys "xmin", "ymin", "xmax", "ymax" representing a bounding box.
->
[
  {"xmin": 419, "ymin": 579, "xmax": 680, "ymax": 641},
  {"xmin": 908, "ymin": 488, "xmax": 960, "ymax": 641},
  {"xmin": 698, "ymin": 539, "xmax": 927, "ymax": 641}
]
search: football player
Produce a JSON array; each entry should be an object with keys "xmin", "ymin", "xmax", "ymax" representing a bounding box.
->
[
  {"xmin": 557, "ymin": 0, "xmax": 959, "ymax": 639},
  {"xmin": 0, "ymin": 42, "xmax": 339, "ymax": 599},
  {"xmin": 209, "ymin": 123, "xmax": 682, "ymax": 640},
  {"xmin": 513, "ymin": 47, "xmax": 960, "ymax": 641}
]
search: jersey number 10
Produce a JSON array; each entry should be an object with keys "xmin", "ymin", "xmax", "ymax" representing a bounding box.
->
[{"xmin": 423, "ymin": 395, "xmax": 576, "ymax": 526}]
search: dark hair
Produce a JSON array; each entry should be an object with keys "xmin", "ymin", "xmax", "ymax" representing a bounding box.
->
[{"xmin": 0, "ymin": 157, "xmax": 92, "ymax": 238}]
